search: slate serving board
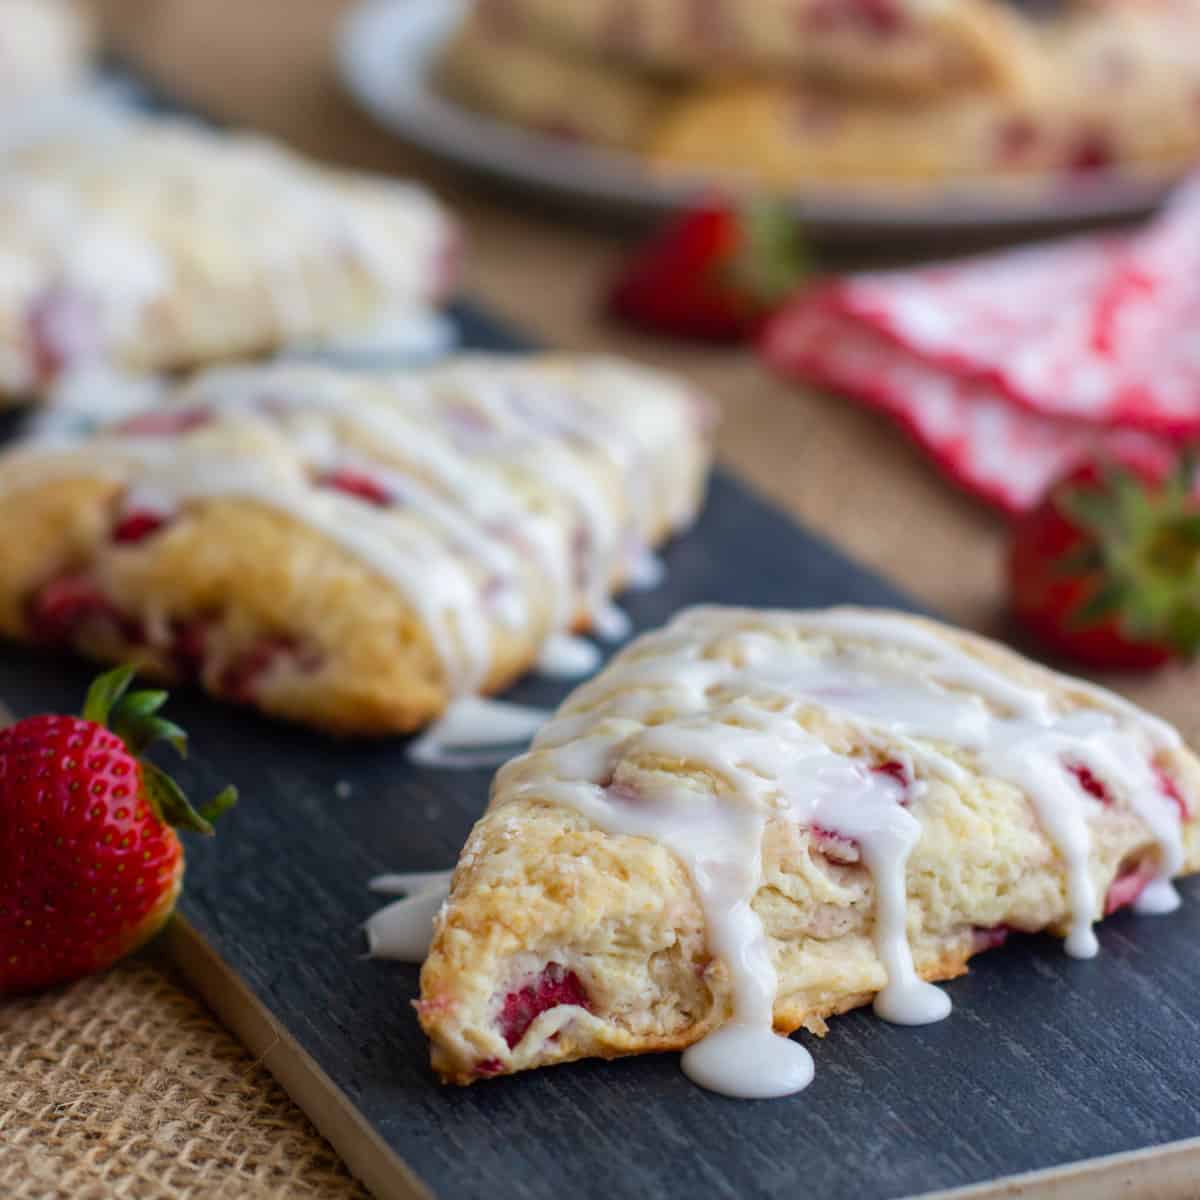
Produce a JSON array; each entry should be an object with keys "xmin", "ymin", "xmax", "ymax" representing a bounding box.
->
[{"xmin": 6, "ymin": 307, "xmax": 1200, "ymax": 1200}]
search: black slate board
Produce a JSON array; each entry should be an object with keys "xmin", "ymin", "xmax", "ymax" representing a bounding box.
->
[{"xmin": 6, "ymin": 307, "xmax": 1200, "ymax": 1200}]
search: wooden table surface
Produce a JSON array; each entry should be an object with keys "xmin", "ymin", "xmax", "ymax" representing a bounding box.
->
[{"xmin": 8, "ymin": 1, "xmax": 1197, "ymax": 1196}]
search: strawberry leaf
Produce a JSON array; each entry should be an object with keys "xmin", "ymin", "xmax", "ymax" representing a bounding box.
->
[
  {"xmin": 199, "ymin": 786, "xmax": 238, "ymax": 826},
  {"xmin": 78, "ymin": 666, "xmax": 235, "ymax": 835},
  {"xmin": 141, "ymin": 760, "xmax": 214, "ymax": 836},
  {"xmin": 82, "ymin": 664, "xmax": 138, "ymax": 726},
  {"xmin": 1069, "ymin": 580, "xmax": 1128, "ymax": 628}
]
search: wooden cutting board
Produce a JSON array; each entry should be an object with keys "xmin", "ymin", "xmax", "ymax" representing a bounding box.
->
[{"xmin": 6, "ymin": 308, "xmax": 1200, "ymax": 1200}]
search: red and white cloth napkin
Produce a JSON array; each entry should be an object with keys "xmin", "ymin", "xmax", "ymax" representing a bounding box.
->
[{"xmin": 762, "ymin": 178, "xmax": 1200, "ymax": 514}]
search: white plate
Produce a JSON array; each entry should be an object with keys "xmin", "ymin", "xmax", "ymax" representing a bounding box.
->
[{"xmin": 337, "ymin": 0, "xmax": 1180, "ymax": 239}]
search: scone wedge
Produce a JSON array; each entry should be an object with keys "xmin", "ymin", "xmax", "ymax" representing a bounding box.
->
[
  {"xmin": 419, "ymin": 607, "xmax": 1199, "ymax": 1092},
  {"xmin": 0, "ymin": 115, "xmax": 455, "ymax": 401},
  {"xmin": 0, "ymin": 357, "xmax": 711, "ymax": 734}
]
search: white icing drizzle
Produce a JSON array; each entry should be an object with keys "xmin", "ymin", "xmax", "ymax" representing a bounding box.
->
[
  {"xmin": 497, "ymin": 607, "xmax": 1188, "ymax": 1098},
  {"xmin": 369, "ymin": 870, "xmax": 453, "ymax": 895},
  {"xmin": 111, "ymin": 445, "xmax": 495, "ymax": 695},
  {"xmin": 536, "ymin": 633, "xmax": 603, "ymax": 679},
  {"xmin": 11, "ymin": 358, "xmax": 705, "ymax": 764},
  {"xmin": 0, "ymin": 118, "xmax": 453, "ymax": 391},
  {"xmin": 626, "ymin": 546, "xmax": 667, "ymax": 592},
  {"xmin": 365, "ymin": 871, "xmax": 453, "ymax": 962},
  {"xmin": 409, "ymin": 697, "xmax": 552, "ymax": 770},
  {"xmin": 286, "ymin": 308, "xmax": 457, "ymax": 363}
]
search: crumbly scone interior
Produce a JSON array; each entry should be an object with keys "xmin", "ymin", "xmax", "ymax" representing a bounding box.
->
[
  {"xmin": 0, "ymin": 357, "xmax": 712, "ymax": 733},
  {"xmin": 419, "ymin": 607, "xmax": 1199, "ymax": 1086}
]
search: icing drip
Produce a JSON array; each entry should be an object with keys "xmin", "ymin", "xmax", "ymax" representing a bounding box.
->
[
  {"xmin": 365, "ymin": 871, "xmax": 453, "ymax": 962},
  {"xmin": 626, "ymin": 546, "xmax": 666, "ymax": 592},
  {"xmin": 591, "ymin": 602, "xmax": 633, "ymax": 643},
  {"xmin": 409, "ymin": 697, "xmax": 551, "ymax": 769},
  {"xmin": 287, "ymin": 309, "xmax": 457, "ymax": 363},
  {"xmin": 499, "ymin": 607, "xmax": 1188, "ymax": 1097},
  {"xmin": 536, "ymin": 633, "xmax": 602, "ymax": 679}
]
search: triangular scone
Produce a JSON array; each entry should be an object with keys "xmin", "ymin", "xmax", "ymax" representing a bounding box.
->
[
  {"xmin": 0, "ymin": 357, "xmax": 711, "ymax": 734},
  {"xmin": 0, "ymin": 114, "xmax": 453, "ymax": 401},
  {"xmin": 419, "ymin": 607, "xmax": 1199, "ymax": 1091}
]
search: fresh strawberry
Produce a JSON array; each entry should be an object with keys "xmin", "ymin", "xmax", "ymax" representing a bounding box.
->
[
  {"xmin": 608, "ymin": 197, "xmax": 809, "ymax": 342},
  {"xmin": 1008, "ymin": 450, "xmax": 1200, "ymax": 670},
  {"xmin": 0, "ymin": 666, "xmax": 235, "ymax": 994}
]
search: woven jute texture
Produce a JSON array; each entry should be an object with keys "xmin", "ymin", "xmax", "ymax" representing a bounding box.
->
[{"xmin": 0, "ymin": 952, "xmax": 366, "ymax": 1200}]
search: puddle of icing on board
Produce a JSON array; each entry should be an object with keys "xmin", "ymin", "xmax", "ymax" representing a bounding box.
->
[
  {"xmin": 16, "ymin": 358, "xmax": 696, "ymax": 766},
  {"xmin": 407, "ymin": 697, "xmax": 552, "ymax": 770},
  {"xmin": 454, "ymin": 607, "xmax": 1189, "ymax": 1100},
  {"xmin": 365, "ymin": 871, "xmax": 453, "ymax": 962},
  {"xmin": 283, "ymin": 309, "xmax": 457, "ymax": 364}
]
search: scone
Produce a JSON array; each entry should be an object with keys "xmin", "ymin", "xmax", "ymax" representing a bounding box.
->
[
  {"xmin": 0, "ymin": 357, "xmax": 712, "ymax": 734},
  {"xmin": 0, "ymin": 0, "xmax": 92, "ymax": 101},
  {"xmin": 651, "ymin": 5, "xmax": 1200, "ymax": 188},
  {"xmin": 439, "ymin": 7, "xmax": 667, "ymax": 151},
  {"xmin": 0, "ymin": 116, "xmax": 456, "ymax": 402},
  {"xmin": 466, "ymin": 0, "xmax": 1036, "ymax": 95},
  {"xmin": 441, "ymin": 0, "xmax": 1200, "ymax": 191},
  {"xmin": 418, "ymin": 607, "xmax": 1198, "ymax": 1092}
]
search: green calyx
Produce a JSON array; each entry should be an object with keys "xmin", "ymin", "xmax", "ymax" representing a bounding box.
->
[
  {"xmin": 1058, "ymin": 448, "xmax": 1200, "ymax": 657},
  {"xmin": 83, "ymin": 665, "xmax": 238, "ymax": 836},
  {"xmin": 729, "ymin": 198, "xmax": 810, "ymax": 311}
]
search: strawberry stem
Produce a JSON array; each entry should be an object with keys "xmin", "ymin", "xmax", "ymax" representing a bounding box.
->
[
  {"xmin": 82, "ymin": 664, "xmax": 137, "ymax": 726},
  {"xmin": 80, "ymin": 665, "xmax": 236, "ymax": 836},
  {"xmin": 1056, "ymin": 452, "xmax": 1200, "ymax": 659}
]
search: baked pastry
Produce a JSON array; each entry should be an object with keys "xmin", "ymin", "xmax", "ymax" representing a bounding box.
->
[
  {"xmin": 650, "ymin": 6, "xmax": 1200, "ymax": 188},
  {"xmin": 440, "ymin": 0, "xmax": 1200, "ymax": 191},
  {"xmin": 418, "ymin": 607, "xmax": 1198, "ymax": 1092},
  {"xmin": 0, "ymin": 357, "xmax": 712, "ymax": 734},
  {"xmin": 439, "ymin": 8, "xmax": 666, "ymax": 151},
  {"xmin": 0, "ymin": 0, "xmax": 92, "ymax": 101},
  {"xmin": 465, "ymin": 0, "xmax": 1034, "ymax": 95},
  {"xmin": 0, "ymin": 116, "xmax": 456, "ymax": 402}
]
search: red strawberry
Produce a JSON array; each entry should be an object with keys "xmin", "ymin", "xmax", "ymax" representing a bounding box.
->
[
  {"xmin": 1008, "ymin": 450, "xmax": 1200, "ymax": 670},
  {"xmin": 0, "ymin": 666, "xmax": 235, "ymax": 994},
  {"xmin": 497, "ymin": 963, "xmax": 590, "ymax": 1048},
  {"xmin": 608, "ymin": 197, "xmax": 809, "ymax": 342},
  {"xmin": 319, "ymin": 467, "xmax": 393, "ymax": 507}
]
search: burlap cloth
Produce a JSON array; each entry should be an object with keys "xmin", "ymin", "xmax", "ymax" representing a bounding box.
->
[
  {"xmin": 1, "ymin": 952, "xmax": 365, "ymax": 1199},
  {"xmin": 5, "ymin": 1, "xmax": 1199, "ymax": 1197}
]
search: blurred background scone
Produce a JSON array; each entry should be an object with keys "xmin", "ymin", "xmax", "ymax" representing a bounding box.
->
[{"xmin": 438, "ymin": 0, "xmax": 1200, "ymax": 191}]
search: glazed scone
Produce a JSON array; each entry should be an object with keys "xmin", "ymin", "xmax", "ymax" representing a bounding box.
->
[
  {"xmin": 419, "ymin": 607, "xmax": 1199, "ymax": 1090},
  {"xmin": 466, "ymin": 0, "xmax": 1036, "ymax": 95},
  {"xmin": 0, "ymin": 0, "xmax": 92, "ymax": 100},
  {"xmin": 0, "ymin": 115, "xmax": 456, "ymax": 402},
  {"xmin": 0, "ymin": 357, "xmax": 712, "ymax": 734}
]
